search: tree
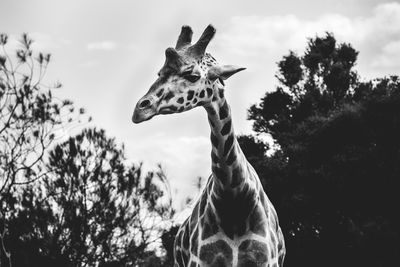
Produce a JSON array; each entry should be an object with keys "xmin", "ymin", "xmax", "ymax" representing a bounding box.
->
[
  {"xmin": 4, "ymin": 128, "xmax": 174, "ymax": 266},
  {"xmin": 0, "ymin": 33, "xmax": 84, "ymax": 266},
  {"xmin": 243, "ymin": 33, "xmax": 400, "ymax": 266},
  {"xmin": 159, "ymin": 225, "xmax": 180, "ymax": 267},
  {"xmin": 0, "ymin": 33, "xmax": 83, "ymax": 198}
]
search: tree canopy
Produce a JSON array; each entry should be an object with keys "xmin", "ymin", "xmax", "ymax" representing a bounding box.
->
[
  {"xmin": 0, "ymin": 33, "xmax": 84, "ymax": 205},
  {"xmin": 0, "ymin": 34, "xmax": 175, "ymax": 267},
  {"xmin": 4, "ymin": 128, "xmax": 174, "ymax": 266},
  {"xmin": 242, "ymin": 33, "xmax": 400, "ymax": 266}
]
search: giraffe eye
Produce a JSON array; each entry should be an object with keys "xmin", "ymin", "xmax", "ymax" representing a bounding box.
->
[{"xmin": 184, "ymin": 74, "xmax": 200, "ymax": 83}]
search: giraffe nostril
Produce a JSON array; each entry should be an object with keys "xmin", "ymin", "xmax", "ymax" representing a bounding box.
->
[{"xmin": 139, "ymin": 99, "xmax": 151, "ymax": 109}]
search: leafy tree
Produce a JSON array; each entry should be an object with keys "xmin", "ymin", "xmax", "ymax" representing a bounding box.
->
[
  {"xmin": 243, "ymin": 33, "xmax": 400, "ymax": 266},
  {"xmin": 0, "ymin": 33, "xmax": 83, "ymax": 198},
  {"xmin": 0, "ymin": 33, "xmax": 85, "ymax": 266},
  {"xmin": 3, "ymin": 128, "xmax": 174, "ymax": 266},
  {"xmin": 1, "ymin": 34, "xmax": 176, "ymax": 267},
  {"xmin": 160, "ymin": 225, "xmax": 180, "ymax": 267}
]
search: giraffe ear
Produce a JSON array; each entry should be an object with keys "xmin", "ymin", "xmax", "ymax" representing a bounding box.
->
[{"xmin": 207, "ymin": 65, "xmax": 246, "ymax": 81}]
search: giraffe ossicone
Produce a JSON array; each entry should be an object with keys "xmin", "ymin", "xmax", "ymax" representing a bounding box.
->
[{"xmin": 133, "ymin": 24, "xmax": 286, "ymax": 267}]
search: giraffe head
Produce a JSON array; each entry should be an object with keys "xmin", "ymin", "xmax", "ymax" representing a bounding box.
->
[{"xmin": 132, "ymin": 24, "xmax": 245, "ymax": 123}]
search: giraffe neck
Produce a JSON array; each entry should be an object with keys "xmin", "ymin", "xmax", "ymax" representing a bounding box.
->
[{"xmin": 203, "ymin": 83, "xmax": 248, "ymax": 192}]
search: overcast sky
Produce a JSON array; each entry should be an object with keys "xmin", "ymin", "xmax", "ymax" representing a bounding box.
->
[{"xmin": 1, "ymin": 0, "xmax": 399, "ymax": 211}]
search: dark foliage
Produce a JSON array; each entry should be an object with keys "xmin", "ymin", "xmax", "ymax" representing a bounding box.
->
[
  {"xmin": 0, "ymin": 33, "xmax": 84, "ymax": 204},
  {"xmin": 0, "ymin": 33, "xmax": 87, "ymax": 266},
  {"xmin": 243, "ymin": 33, "xmax": 400, "ymax": 266},
  {"xmin": 3, "ymin": 128, "xmax": 174, "ymax": 266},
  {"xmin": 160, "ymin": 225, "xmax": 180, "ymax": 267},
  {"xmin": 0, "ymin": 34, "xmax": 174, "ymax": 267}
]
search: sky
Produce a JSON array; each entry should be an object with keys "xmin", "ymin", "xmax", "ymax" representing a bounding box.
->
[{"xmin": 1, "ymin": 0, "xmax": 399, "ymax": 212}]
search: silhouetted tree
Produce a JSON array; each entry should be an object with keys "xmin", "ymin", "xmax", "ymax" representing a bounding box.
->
[
  {"xmin": 0, "ymin": 33, "xmax": 85, "ymax": 266},
  {"xmin": 4, "ymin": 128, "xmax": 174, "ymax": 266},
  {"xmin": 160, "ymin": 225, "xmax": 180, "ymax": 267},
  {"xmin": 0, "ymin": 33, "xmax": 84, "ymax": 198},
  {"xmin": 242, "ymin": 33, "xmax": 400, "ymax": 266}
]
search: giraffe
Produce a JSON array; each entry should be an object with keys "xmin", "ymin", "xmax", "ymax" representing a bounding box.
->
[{"xmin": 132, "ymin": 25, "xmax": 286, "ymax": 267}]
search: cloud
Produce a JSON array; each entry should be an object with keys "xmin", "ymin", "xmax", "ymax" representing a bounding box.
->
[
  {"xmin": 371, "ymin": 40, "xmax": 400, "ymax": 70},
  {"xmin": 128, "ymin": 133, "xmax": 210, "ymax": 210},
  {"xmin": 30, "ymin": 32, "xmax": 67, "ymax": 51},
  {"xmin": 79, "ymin": 60, "xmax": 100, "ymax": 68},
  {"xmin": 87, "ymin": 41, "xmax": 117, "ymax": 51},
  {"xmin": 217, "ymin": 2, "xmax": 400, "ymax": 78}
]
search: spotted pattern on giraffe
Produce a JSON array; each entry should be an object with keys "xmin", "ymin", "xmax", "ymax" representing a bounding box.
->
[
  {"xmin": 277, "ymin": 230, "xmax": 286, "ymax": 266},
  {"xmin": 199, "ymin": 90, "xmax": 205, "ymax": 98},
  {"xmin": 223, "ymin": 134, "xmax": 234, "ymax": 156},
  {"xmin": 211, "ymin": 151, "xmax": 219, "ymax": 163},
  {"xmin": 206, "ymin": 88, "xmax": 213, "ymax": 98},
  {"xmin": 220, "ymin": 120, "xmax": 231, "ymax": 135},
  {"xmin": 176, "ymin": 228, "xmax": 183, "ymax": 244},
  {"xmin": 231, "ymin": 166, "xmax": 242, "ymax": 188},
  {"xmin": 164, "ymin": 90, "xmax": 174, "ymax": 102},
  {"xmin": 201, "ymin": 205, "xmax": 219, "ymax": 240},
  {"xmin": 212, "ymin": 182, "xmax": 258, "ymax": 239},
  {"xmin": 182, "ymin": 251, "xmax": 189, "ymax": 265},
  {"xmin": 218, "ymin": 88, "xmax": 224, "ymax": 99},
  {"xmin": 199, "ymin": 240, "xmax": 233, "ymax": 266},
  {"xmin": 199, "ymin": 191, "xmax": 208, "ymax": 215},
  {"xmin": 226, "ymin": 149, "xmax": 236, "ymax": 165},
  {"xmin": 190, "ymin": 226, "xmax": 199, "ymax": 256},
  {"xmin": 270, "ymin": 243, "xmax": 276, "ymax": 258},
  {"xmin": 206, "ymin": 106, "xmax": 216, "ymax": 116},
  {"xmin": 206, "ymin": 178, "xmax": 214, "ymax": 193},
  {"xmin": 219, "ymin": 101, "xmax": 229, "ymax": 120},
  {"xmin": 183, "ymin": 223, "xmax": 190, "ymax": 250},
  {"xmin": 173, "ymin": 180, "xmax": 285, "ymax": 267},
  {"xmin": 175, "ymin": 249, "xmax": 183, "ymax": 266},
  {"xmin": 211, "ymin": 133, "xmax": 218, "ymax": 148},
  {"xmin": 269, "ymin": 229, "xmax": 276, "ymax": 248},
  {"xmin": 212, "ymin": 166, "xmax": 227, "ymax": 184},
  {"xmin": 208, "ymin": 118, "xmax": 215, "ymax": 128},
  {"xmin": 175, "ymin": 219, "xmax": 191, "ymax": 266},
  {"xmin": 258, "ymin": 189, "xmax": 270, "ymax": 217},
  {"xmin": 156, "ymin": 88, "xmax": 164, "ymax": 97},
  {"xmin": 177, "ymin": 97, "xmax": 184, "ymax": 104},
  {"xmin": 190, "ymin": 203, "xmax": 199, "ymax": 231},
  {"xmin": 238, "ymin": 239, "xmax": 269, "ymax": 266},
  {"xmin": 249, "ymin": 204, "xmax": 267, "ymax": 237},
  {"xmin": 187, "ymin": 90, "xmax": 194, "ymax": 100}
]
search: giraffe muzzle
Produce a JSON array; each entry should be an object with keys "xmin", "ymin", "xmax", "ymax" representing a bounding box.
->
[{"xmin": 132, "ymin": 97, "xmax": 157, "ymax": 123}]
